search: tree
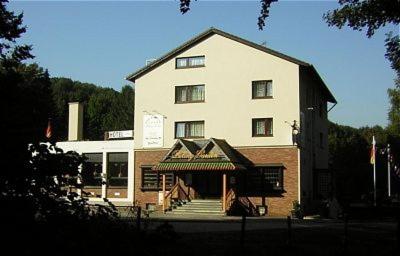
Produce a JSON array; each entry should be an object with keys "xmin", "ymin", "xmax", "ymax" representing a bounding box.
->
[
  {"xmin": 0, "ymin": 0, "xmax": 33, "ymax": 65},
  {"xmin": 179, "ymin": 0, "xmax": 277, "ymax": 30},
  {"xmin": 50, "ymin": 78, "xmax": 135, "ymax": 140}
]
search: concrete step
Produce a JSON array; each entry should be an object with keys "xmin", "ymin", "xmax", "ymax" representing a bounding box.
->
[
  {"xmin": 173, "ymin": 208, "xmax": 223, "ymax": 213},
  {"xmin": 178, "ymin": 206, "xmax": 223, "ymax": 210},
  {"xmin": 168, "ymin": 199, "xmax": 225, "ymax": 216},
  {"xmin": 166, "ymin": 211, "xmax": 224, "ymax": 216}
]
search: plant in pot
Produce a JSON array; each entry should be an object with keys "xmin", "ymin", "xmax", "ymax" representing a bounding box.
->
[{"xmin": 291, "ymin": 200, "xmax": 303, "ymax": 219}]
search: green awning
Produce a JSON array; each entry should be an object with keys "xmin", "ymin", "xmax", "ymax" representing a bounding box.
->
[{"xmin": 152, "ymin": 162, "xmax": 245, "ymax": 171}]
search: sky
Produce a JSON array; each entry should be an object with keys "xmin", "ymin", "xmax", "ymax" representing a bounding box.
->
[{"xmin": 9, "ymin": 0, "xmax": 399, "ymax": 128}]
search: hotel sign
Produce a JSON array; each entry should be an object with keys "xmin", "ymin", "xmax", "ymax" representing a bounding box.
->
[
  {"xmin": 143, "ymin": 114, "xmax": 164, "ymax": 148},
  {"xmin": 107, "ymin": 130, "xmax": 133, "ymax": 139}
]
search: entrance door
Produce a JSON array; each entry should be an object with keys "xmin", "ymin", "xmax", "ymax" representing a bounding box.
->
[{"xmin": 193, "ymin": 172, "xmax": 222, "ymax": 199}]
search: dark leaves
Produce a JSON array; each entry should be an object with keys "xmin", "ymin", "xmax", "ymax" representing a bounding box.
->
[
  {"xmin": 324, "ymin": 0, "xmax": 400, "ymax": 38},
  {"xmin": 258, "ymin": 0, "xmax": 278, "ymax": 30},
  {"xmin": 0, "ymin": 0, "xmax": 33, "ymax": 63},
  {"xmin": 385, "ymin": 32, "xmax": 400, "ymax": 75},
  {"xmin": 180, "ymin": 0, "xmax": 193, "ymax": 14}
]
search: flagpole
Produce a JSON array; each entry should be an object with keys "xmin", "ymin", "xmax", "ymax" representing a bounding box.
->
[
  {"xmin": 373, "ymin": 136, "xmax": 376, "ymax": 207},
  {"xmin": 373, "ymin": 157, "xmax": 376, "ymax": 207},
  {"xmin": 387, "ymin": 144, "xmax": 391, "ymax": 197}
]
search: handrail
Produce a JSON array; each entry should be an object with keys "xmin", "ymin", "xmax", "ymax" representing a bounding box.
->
[
  {"xmin": 225, "ymin": 188, "xmax": 236, "ymax": 212},
  {"xmin": 164, "ymin": 182, "xmax": 190, "ymax": 212},
  {"xmin": 238, "ymin": 196, "xmax": 258, "ymax": 216}
]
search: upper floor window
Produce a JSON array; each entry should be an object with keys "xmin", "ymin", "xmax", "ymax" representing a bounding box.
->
[
  {"xmin": 252, "ymin": 118, "xmax": 273, "ymax": 137},
  {"xmin": 176, "ymin": 56, "xmax": 205, "ymax": 69},
  {"xmin": 252, "ymin": 80, "xmax": 273, "ymax": 99},
  {"xmin": 175, "ymin": 121, "xmax": 204, "ymax": 139},
  {"xmin": 175, "ymin": 85, "xmax": 205, "ymax": 103}
]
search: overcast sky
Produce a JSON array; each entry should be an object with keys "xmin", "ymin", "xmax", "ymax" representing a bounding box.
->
[{"xmin": 9, "ymin": 1, "xmax": 399, "ymax": 128}]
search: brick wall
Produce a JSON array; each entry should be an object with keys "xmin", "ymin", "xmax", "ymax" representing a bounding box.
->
[
  {"xmin": 134, "ymin": 147, "xmax": 299, "ymax": 216},
  {"xmin": 237, "ymin": 147, "xmax": 299, "ymax": 216},
  {"xmin": 134, "ymin": 150, "xmax": 169, "ymax": 210}
]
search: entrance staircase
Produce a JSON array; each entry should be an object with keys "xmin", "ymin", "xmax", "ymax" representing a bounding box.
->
[{"xmin": 166, "ymin": 199, "xmax": 225, "ymax": 217}]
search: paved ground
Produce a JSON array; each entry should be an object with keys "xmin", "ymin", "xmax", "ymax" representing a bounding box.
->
[{"xmin": 142, "ymin": 215, "xmax": 398, "ymax": 234}]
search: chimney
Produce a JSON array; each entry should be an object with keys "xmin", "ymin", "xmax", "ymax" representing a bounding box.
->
[{"xmin": 68, "ymin": 102, "xmax": 83, "ymax": 141}]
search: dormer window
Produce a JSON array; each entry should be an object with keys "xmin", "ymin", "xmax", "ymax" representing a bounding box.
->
[{"xmin": 176, "ymin": 56, "xmax": 205, "ymax": 69}]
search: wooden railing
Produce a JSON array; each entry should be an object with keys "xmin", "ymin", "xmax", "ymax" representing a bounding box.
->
[
  {"xmin": 163, "ymin": 183, "xmax": 190, "ymax": 212},
  {"xmin": 225, "ymin": 188, "xmax": 236, "ymax": 213},
  {"xmin": 238, "ymin": 196, "xmax": 258, "ymax": 216}
]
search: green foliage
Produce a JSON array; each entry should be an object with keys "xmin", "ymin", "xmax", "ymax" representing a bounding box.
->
[
  {"xmin": 324, "ymin": 0, "xmax": 400, "ymax": 38},
  {"xmin": 328, "ymin": 121, "xmax": 400, "ymax": 204},
  {"xmin": 0, "ymin": 0, "xmax": 33, "ymax": 64},
  {"xmin": 51, "ymin": 78, "xmax": 135, "ymax": 140},
  {"xmin": 388, "ymin": 85, "xmax": 400, "ymax": 135}
]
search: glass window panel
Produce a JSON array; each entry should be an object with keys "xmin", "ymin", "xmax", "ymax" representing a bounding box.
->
[
  {"xmin": 189, "ymin": 56, "xmax": 204, "ymax": 66},
  {"xmin": 82, "ymin": 153, "xmax": 103, "ymax": 187},
  {"xmin": 266, "ymin": 119, "xmax": 273, "ymax": 136},
  {"xmin": 142, "ymin": 168, "xmax": 174, "ymax": 190},
  {"xmin": 266, "ymin": 81, "xmax": 273, "ymax": 97},
  {"xmin": 188, "ymin": 122, "xmax": 204, "ymax": 137},
  {"xmin": 175, "ymin": 123, "xmax": 186, "ymax": 138},
  {"xmin": 256, "ymin": 120, "xmax": 266, "ymax": 135},
  {"xmin": 107, "ymin": 152, "xmax": 128, "ymax": 187},
  {"xmin": 256, "ymin": 82, "xmax": 266, "ymax": 97},
  {"xmin": 176, "ymin": 58, "xmax": 187, "ymax": 68},
  {"xmin": 190, "ymin": 85, "xmax": 205, "ymax": 101},
  {"xmin": 176, "ymin": 87, "xmax": 187, "ymax": 102},
  {"xmin": 252, "ymin": 80, "xmax": 273, "ymax": 98},
  {"xmin": 81, "ymin": 153, "xmax": 103, "ymax": 198}
]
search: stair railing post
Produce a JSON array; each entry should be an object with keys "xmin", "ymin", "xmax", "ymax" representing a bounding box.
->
[
  {"xmin": 222, "ymin": 173, "xmax": 227, "ymax": 212},
  {"xmin": 162, "ymin": 173, "xmax": 166, "ymax": 213}
]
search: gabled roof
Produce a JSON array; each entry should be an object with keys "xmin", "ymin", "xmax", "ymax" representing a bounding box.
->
[
  {"xmin": 126, "ymin": 27, "xmax": 336, "ymax": 103},
  {"xmin": 153, "ymin": 138, "xmax": 248, "ymax": 171}
]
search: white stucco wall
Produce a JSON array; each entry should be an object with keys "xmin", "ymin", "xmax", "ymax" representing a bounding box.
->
[
  {"xmin": 56, "ymin": 140, "xmax": 135, "ymax": 204},
  {"xmin": 134, "ymin": 34, "xmax": 300, "ymax": 150}
]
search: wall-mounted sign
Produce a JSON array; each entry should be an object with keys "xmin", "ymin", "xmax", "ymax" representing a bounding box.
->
[
  {"xmin": 107, "ymin": 130, "xmax": 133, "ymax": 139},
  {"xmin": 143, "ymin": 114, "xmax": 163, "ymax": 148}
]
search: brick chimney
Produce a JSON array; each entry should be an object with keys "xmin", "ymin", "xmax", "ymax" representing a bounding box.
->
[{"xmin": 68, "ymin": 102, "xmax": 83, "ymax": 141}]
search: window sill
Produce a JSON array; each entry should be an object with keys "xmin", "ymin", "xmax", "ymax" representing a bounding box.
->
[
  {"xmin": 252, "ymin": 96, "xmax": 273, "ymax": 99},
  {"xmin": 175, "ymin": 101, "xmax": 205, "ymax": 104},
  {"xmin": 141, "ymin": 187, "xmax": 173, "ymax": 192},
  {"xmin": 175, "ymin": 136, "xmax": 205, "ymax": 139},
  {"xmin": 252, "ymin": 135, "xmax": 273, "ymax": 137},
  {"xmin": 175, "ymin": 65, "xmax": 205, "ymax": 69}
]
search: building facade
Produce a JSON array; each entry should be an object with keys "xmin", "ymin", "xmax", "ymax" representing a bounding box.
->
[{"xmin": 127, "ymin": 28, "xmax": 336, "ymax": 216}]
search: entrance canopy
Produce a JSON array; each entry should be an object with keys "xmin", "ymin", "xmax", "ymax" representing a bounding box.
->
[{"xmin": 152, "ymin": 138, "xmax": 248, "ymax": 172}]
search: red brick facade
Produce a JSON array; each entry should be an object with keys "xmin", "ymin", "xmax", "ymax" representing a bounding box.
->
[
  {"xmin": 236, "ymin": 147, "xmax": 299, "ymax": 216},
  {"xmin": 134, "ymin": 150, "xmax": 169, "ymax": 210},
  {"xmin": 134, "ymin": 147, "xmax": 298, "ymax": 216}
]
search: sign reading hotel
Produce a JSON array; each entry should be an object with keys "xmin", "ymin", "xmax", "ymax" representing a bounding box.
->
[
  {"xmin": 107, "ymin": 130, "xmax": 133, "ymax": 139},
  {"xmin": 143, "ymin": 114, "xmax": 163, "ymax": 148}
]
